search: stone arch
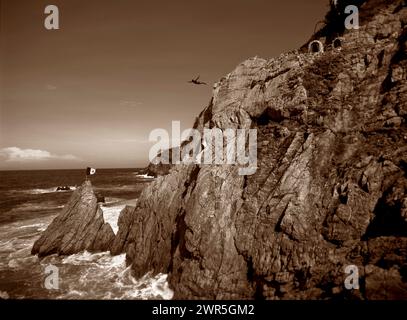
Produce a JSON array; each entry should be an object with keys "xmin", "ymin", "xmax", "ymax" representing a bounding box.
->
[
  {"xmin": 308, "ymin": 40, "xmax": 324, "ymax": 54},
  {"xmin": 332, "ymin": 37, "xmax": 344, "ymax": 50}
]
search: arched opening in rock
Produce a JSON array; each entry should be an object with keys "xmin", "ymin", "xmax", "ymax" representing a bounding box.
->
[
  {"xmin": 333, "ymin": 38, "xmax": 343, "ymax": 50},
  {"xmin": 308, "ymin": 40, "xmax": 324, "ymax": 54},
  {"xmin": 256, "ymin": 107, "xmax": 284, "ymax": 125},
  {"xmin": 363, "ymin": 187, "xmax": 407, "ymax": 239}
]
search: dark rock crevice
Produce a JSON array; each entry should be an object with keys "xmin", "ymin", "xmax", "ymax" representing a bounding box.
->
[{"xmin": 364, "ymin": 180, "xmax": 407, "ymax": 239}]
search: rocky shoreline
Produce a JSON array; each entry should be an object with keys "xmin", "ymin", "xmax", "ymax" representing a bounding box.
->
[{"xmin": 32, "ymin": 181, "xmax": 115, "ymax": 257}]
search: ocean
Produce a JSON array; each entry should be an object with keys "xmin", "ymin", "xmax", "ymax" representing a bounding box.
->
[{"xmin": 0, "ymin": 169, "xmax": 173, "ymax": 299}]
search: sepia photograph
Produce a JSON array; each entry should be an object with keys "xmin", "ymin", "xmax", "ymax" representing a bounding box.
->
[{"xmin": 1, "ymin": 0, "xmax": 407, "ymax": 315}]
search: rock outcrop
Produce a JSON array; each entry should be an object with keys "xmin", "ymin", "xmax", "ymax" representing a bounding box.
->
[
  {"xmin": 32, "ymin": 181, "xmax": 115, "ymax": 257},
  {"xmin": 112, "ymin": 0, "xmax": 407, "ymax": 299}
]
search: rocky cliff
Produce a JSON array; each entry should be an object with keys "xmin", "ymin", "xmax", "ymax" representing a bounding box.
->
[
  {"xmin": 32, "ymin": 181, "xmax": 115, "ymax": 257},
  {"xmin": 115, "ymin": 0, "xmax": 407, "ymax": 299},
  {"xmin": 30, "ymin": 0, "xmax": 407, "ymax": 299}
]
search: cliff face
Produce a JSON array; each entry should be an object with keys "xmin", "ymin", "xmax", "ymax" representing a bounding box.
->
[
  {"xmin": 32, "ymin": 181, "xmax": 115, "ymax": 257},
  {"xmin": 31, "ymin": 0, "xmax": 407, "ymax": 299},
  {"xmin": 114, "ymin": 0, "xmax": 407, "ymax": 299}
]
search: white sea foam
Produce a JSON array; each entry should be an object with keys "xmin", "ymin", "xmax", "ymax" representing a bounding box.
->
[
  {"xmin": 103, "ymin": 197, "xmax": 123, "ymax": 205},
  {"xmin": 134, "ymin": 173, "xmax": 155, "ymax": 179},
  {"xmin": 1, "ymin": 222, "xmax": 173, "ymax": 300},
  {"xmin": 25, "ymin": 186, "xmax": 77, "ymax": 194},
  {"xmin": 61, "ymin": 251, "xmax": 107, "ymax": 265},
  {"xmin": 61, "ymin": 290, "xmax": 86, "ymax": 298},
  {"xmin": 100, "ymin": 205, "xmax": 125, "ymax": 234},
  {"xmin": 1, "ymin": 179, "xmax": 171, "ymax": 300},
  {"xmin": 17, "ymin": 222, "xmax": 48, "ymax": 230},
  {"xmin": 7, "ymin": 254, "xmax": 38, "ymax": 269},
  {"xmin": 55, "ymin": 251, "xmax": 173, "ymax": 300},
  {"xmin": 0, "ymin": 239, "xmax": 14, "ymax": 252},
  {"xmin": 136, "ymin": 273, "xmax": 174, "ymax": 300}
]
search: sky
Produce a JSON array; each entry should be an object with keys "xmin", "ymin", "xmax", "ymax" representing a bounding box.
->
[{"xmin": 0, "ymin": 0, "xmax": 329, "ymax": 170}]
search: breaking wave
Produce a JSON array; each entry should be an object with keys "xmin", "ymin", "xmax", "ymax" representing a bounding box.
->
[
  {"xmin": 25, "ymin": 186, "xmax": 77, "ymax": 195},
  {"xmin": 0, "ymin": 168, "xmax": 162, "ymax": 300},
  {"xmin": 100, "ymin": 205, "xmax": 125, "ymax": 234},
  {"xmin": 133, "ymin": 173, "xmax": 155, "ymax": 179},
  {"xmin": 0, "ymin": 215, "xmax": 173, "ymax": 300},
  {"xmin": 41, "ymin": 251, "xmax": 174, "ymax": 300}
]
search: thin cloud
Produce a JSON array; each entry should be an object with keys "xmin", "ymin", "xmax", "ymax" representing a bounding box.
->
[
  {"xmin": 104, "ymin": 138, "xmax": 151, "ymax": 144},
  {"xmin": 119, "ymin": 100, "xmax": 143, "ymax": 107},
  {"xmin": 0, "ymin": 147, "xmax": 80, "ymax": 162},
  {"xmin": 104, "ymin": 137, "xmax": 176, "ymax": 145},
  {"xmin": 45, "ymin": 84, "xmax": 57, "ymax": 90}
]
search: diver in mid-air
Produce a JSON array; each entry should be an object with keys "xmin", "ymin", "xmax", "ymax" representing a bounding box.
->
[{"xmin": 188, "ymin": 75, "xmax": 207, "ymax": 85}]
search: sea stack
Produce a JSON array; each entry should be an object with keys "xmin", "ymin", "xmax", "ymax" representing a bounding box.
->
[{"xmin": 32, "ymin": 180, "xmax": 115, "ymax": 257}]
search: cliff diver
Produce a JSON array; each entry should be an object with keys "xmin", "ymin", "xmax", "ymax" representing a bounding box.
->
[{"xmin": 188, "ymin": 75, "xmax": 207, "ymax": 85}]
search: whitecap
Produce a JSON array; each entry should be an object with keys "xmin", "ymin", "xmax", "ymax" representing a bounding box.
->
[
  {"xmin": 134, "ymin": 174, "xmax": 155, "ymax": 179},
  {"xmin": 7, "ymin": 255, "xmax": 38, "ymax": 269},
  {"xmin": 17, "ymin": 223, "xmax": 47, "ymax": 230},
  {"xmin": 61, "ymin": 251, "xmax": 108, "ymax": 265},
  {"xmin": 25, "ymin": 186, "xmax": 77, "ymax": 195},
  {"xmin": 51, "ymin": 251, "xmax": 173, "ymax": 300},
  {"xmin": 100, "ymin": 205, "xmax": 125, "ymax": 234},
  {"xmin": 137, "ymin": 273, "xmax": 174, "ymax": 300}
]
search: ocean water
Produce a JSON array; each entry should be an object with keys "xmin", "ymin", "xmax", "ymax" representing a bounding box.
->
[{"xmin": 0, "ymin": 169, "xmax": 172, "ymax": 300}]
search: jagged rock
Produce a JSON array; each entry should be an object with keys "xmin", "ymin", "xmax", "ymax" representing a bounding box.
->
[
  {"xmin": 110, "ymin": 205, "xmax": 136, "ymax": 255},
  {"xmin": 95, "ymin": 192, "xmax": 105, "ymax": 203},
  {"xmin": 113, "ymin": 0, "xmax": 407, "ymax": 299},
  {"xmin": 56, "ymin": 186, "xmax": 71, "ymax": 191},
  {"xmin": 365, "ymin": 265, "xmax": 407, "ymax": 299},
  {"xmin": 147, "ymin": 160, "xmax": 172, "ymax": 177},
  {"xmin": 32, "ymin": 181, "xmax": 115, "ymax": 257}
]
